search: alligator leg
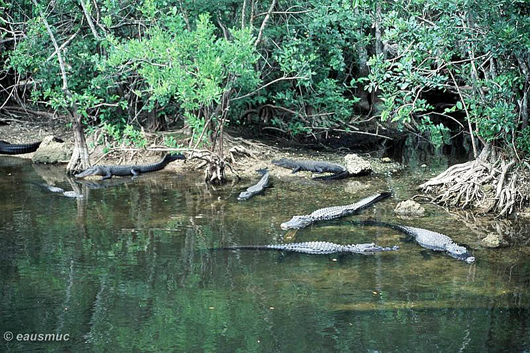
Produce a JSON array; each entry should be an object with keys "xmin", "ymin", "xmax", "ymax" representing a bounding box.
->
[
  {"xmin": 101, "ymin": 172, "xmax": 113, "ymax": 180},
  {"xmin": 131, "ymin": 168, "xmax": 141, "ymax": 178},
  {"xmin": 291, "ymin": 166, "xmax": 301, "ymax": 173}
]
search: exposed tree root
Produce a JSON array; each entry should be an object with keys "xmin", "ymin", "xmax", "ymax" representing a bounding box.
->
[{"xmin": 419, "ymin": 147, "xmax": 530, "ymax": 217}]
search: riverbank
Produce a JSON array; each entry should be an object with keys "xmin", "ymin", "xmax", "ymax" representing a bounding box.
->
[{"xmin": 0, "ymin": 118, "xmax": 402, "ymax": 179}]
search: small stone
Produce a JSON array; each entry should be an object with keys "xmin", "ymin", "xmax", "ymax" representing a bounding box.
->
[
  {"xmin": 381, "ymin": 157, "xmax": 392, "ymax": 163},
  {"xmin": 394, "ymin": 200, "xmax": 426, "ymax": 217},
  {"xmin": 482, "ymin": 233, "xmax": 501, "ymax": 248},
  {"xmin": 344, "ymin": 154, "xmax": 372, "ymax": 176}
]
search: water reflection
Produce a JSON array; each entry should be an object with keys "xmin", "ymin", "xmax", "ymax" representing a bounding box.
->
[{"xmin": 0, "ymin": 156, "xmax": 529, "ymax": 351}]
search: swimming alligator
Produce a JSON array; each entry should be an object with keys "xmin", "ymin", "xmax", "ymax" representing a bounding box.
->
[
  {"xmin": 272, "ymin": 158, "xmax": 350, "ymax": 180},
  {"xmin": 75, "ymin": 153, "xmax": 186, "ymax": 180},
  {"xmin": 238, "ymin": 168, "xmax": 270, "ymax": 201},
  {"xmin": 0, "ymin": 140, "xmax": 41, "ymax": 155},
  {"xmin": 220, "ymin": 241, "xmax": 399, "ymax": 255},
  {"xmin": 354, "ymin": 220, "xmax": 476, "ymax": 264},
  {"xmin": 281, "ymin": 192, "xmax": 391, "ymax": 230}
]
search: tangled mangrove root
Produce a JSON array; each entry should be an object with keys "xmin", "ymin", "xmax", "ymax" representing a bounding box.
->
[
  {"xmin": 190, "ymin": 150, "xmax": 241, "ymax": 184},
  {"xmin": 419, "ymin": 148, "xmax": 530, "ymax": 217}
]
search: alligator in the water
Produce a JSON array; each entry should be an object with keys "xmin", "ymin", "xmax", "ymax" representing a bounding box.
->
[
  {"xmin": 281, "ymin": 192, "xmax": 391, "ymax": 230},
  {"xmin": 238, "ymin": 168, "xmax": 271, "ymax": 201},
  {"xmin": 272, "ymin": 158, "xmax": 350, "ymax": 180},
  {"xmin": 75, "ymin": 154, "xmax": 186, "ymax": 180},
  {"xmin": 354, "ymin": 220, "xmax": 476, "ymax": 264},
  {"xmin": 0, "ymin": 140, "xmax": 41, "ymax": 155},
  {"xmin": 219, "ymin": 241, "xmax": 399, "ymax": 255}
]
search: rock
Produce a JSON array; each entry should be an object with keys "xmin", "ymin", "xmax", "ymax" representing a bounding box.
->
[
  {"xmin": 394, "ymin": 200, "xmax": 426, "ymax": 217},
  {"xmin": 344, "ymin": 154, "xmax": 372, "ymax": 176},
  {"xmin": 482, "ymin": 233, "xmax": 501, "ymax": 248},
  {"xmin": 32, "ymin": 136, "xmax": 70, "ymax": 164},
  {"xmin": 381, "ymin": 157, "xmax": 392, "ymax": 163}
]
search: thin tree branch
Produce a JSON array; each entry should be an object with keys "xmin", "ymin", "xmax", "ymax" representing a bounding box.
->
[
  {"xmin": 232, "ymin": 75, "xmax": 307, "ymax": 101},
  {"xmin": 447, "ymin": 67, "xmax": 478, "ymax": 158},
  {"xmin": 80, "ymin": 0, "xmax": 100, "ymax": 40},
  {"xmin": 32, "ymin": 0, "xmax": 69, "ymax": 92},
  {"xmin": 254, "ymin": 0, "xmax": 276, "ymax": 47}
]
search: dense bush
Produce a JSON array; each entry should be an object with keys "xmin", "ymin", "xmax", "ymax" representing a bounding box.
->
[{"xmin": 1, "ymin": 0, "xmax": 529, "ymax": 156}]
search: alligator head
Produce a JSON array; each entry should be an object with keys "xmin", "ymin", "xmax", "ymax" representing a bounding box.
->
[
  {"xmin": 280, "ymin": 215, "xmax": 313, "ymax": 230},
  {"xmin": 75, "ymin": 166, "xmax": 106, "ymax": 178},
  {"xmin": 237, "ymin": 191, "xmax": 253, "ymax": 201},
  {"xmin": 446, "ymin": 243, "xmax": 476, "ymax": 264}
]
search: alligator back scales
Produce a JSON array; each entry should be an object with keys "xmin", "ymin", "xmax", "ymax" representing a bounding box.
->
[
  {"xmin": 0, "ymin": 140, "xmax": 42, "ymax": 155},
  {"xmin": 281, "ymin": 192, "xmax": 391, "ymax": 230},
  {"xmin": 354, "ymin": 220, "xmax": 476, "ymax": 264},
  {"xmin": 221, "ymin": 241, "xmax": 399, "ymax": 255}
]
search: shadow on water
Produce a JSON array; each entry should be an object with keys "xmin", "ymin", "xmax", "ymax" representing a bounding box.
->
[{"xmin": 0, "ymin": 155, "xmax": 529, "ymax": 352}]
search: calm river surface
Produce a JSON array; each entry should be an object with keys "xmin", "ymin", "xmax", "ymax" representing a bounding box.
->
[{"xmin": 1, "ymin": 156, "xmax": 529, "ymax": 352}]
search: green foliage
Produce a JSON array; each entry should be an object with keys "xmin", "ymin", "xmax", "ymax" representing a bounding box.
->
[
  {"xmin": 163, "ymin": 135, "xmax": 182, "ymax": 149},
  {"xmin": 262, "ymin": 0, "xmax": 367, "ymax": 136},
  {"xmin": 516, "ymin": 127, "xmax": 530, "ymax": 155},
  {"xmin": 367, "ymin": 0, "xmax": 530, "ymax": 154},
  {"xmin": 3, "ymin": 0, "xmax": 530, "ymax": 154},
  {"xmin": 106, "ymin": 12, "xmax": 260, "ymax": 144},
  {"xmin": 99, "ymin": 122, "xmax": 148, "ymax": 150}
]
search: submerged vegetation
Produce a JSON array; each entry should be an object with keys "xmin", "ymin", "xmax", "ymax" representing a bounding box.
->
[{"xmin": 1, "ymin": 0, "xmax": 530, "ymax": 213}]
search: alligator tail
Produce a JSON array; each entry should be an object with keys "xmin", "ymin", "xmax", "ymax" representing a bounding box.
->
[
  {"xmin": 164, "ymin": 153, "xmax": 186, "ymax": 163},
  {"xmin": 256, "ymin": 168, "xmax": 268, "ymax": 175},
  {"xmin": 351, "ymin": 219, "xmax": 408, "ymax": 234},
  {"xmin": 0, "ymin": 140, "xmax": 42, "ymax": 155},
  {"xmin": 218, "ymin": 245, "xmax": 279, "ymax": 251},
  {"xmin": 354, "ymin": 192, "xmax": 392, "ymax": 212},
  {"xmin": 313, "ymin": 170, "xmax": 350, "ymax": 180}
]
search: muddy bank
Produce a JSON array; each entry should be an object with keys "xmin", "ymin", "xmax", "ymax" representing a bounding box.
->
[{"xmin": 0, "ymin": 120, "xmax": 402, "ymax": 179}]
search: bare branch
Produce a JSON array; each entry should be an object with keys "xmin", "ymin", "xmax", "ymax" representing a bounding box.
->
[
  {"xmin": 32, "ymin": 0, "xmax": 69, "ymax": 92},
  {"xmin": 80, "ymin": 0, "xmax": 101, "ymax": 40},
  {"xmin": 241, "ymin": 0, "xmax": 246, "ymax": 29},
  {"xmin": 232, "ymin": 75, "xmax": 307, "ymax": 101},
  {"xmin": 447, "ymin": 67, "xmax": 478, "ymax": 158},
  {"xmin": 254, "ymin": 0, "xmax": 276, "ymax": 47}
]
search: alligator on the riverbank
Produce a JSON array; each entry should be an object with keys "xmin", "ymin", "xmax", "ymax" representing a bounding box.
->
[
  {"xmin": 75, "ymin": 154, "xmax": 186, "ymax": 180},
  {"xmin": 238, "ymin": 168, "xmax": 271, "ymax": 201},
  {"xmin": 220, "ymin": 241, "xmax": 399, "ymax": 255},
  {"xmin": 354, "ymin": 220, "xmax": 476, "ymax": 264},
  {"xmin": 272, "ymin": 158, "xmax": 350, "ymax": 180},
  {"xmin": 0, "ymin": 140, "xmax": 41, "ymax": 155},
  {"xmin": 281, "ymin": 192, "xmax": 391, "ymax": 230}
]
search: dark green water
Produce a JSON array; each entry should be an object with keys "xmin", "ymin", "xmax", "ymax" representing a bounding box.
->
[{"xmin": 1, "ymin": 156, "xmax": 529, "ymax": 352}]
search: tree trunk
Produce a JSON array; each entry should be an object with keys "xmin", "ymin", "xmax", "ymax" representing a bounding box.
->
[
  {"xmin": 33, "ymin": 0, "xmax": 91, "ymax": 173},
  {"xmin": 67, "ymin": 117, "xmax": 90, "ymax": 172}
]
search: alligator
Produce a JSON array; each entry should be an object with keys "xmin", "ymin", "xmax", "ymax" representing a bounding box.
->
[
  {"xmin": 238, "ymin": 168, "xmax": 271, "ymax": 201},
  {"xmin": 272, "ymin": 158, "xmax": 350, "ymax": 180},
  {"xmin": 75, "ymin": 153, "xmax": 186, "ymax": 180},
  {"xmin": 281, "ymin": 192, "xmax": 391, "ymax": 230},
  {"xmin": 354, "ymin": 220, "xmax": 476, "ymax": 264},
  {"xmin": 0, "ymin": 140, "xmax": 41, "ymax": 155},
  {"xmin": 220, "ymin": 241, "xmax": 399, "ymax": 255}
]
